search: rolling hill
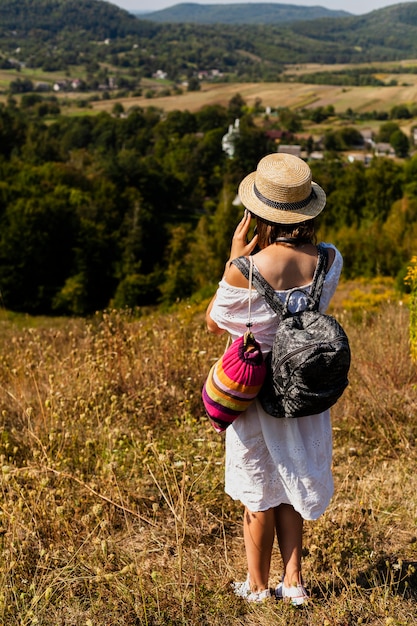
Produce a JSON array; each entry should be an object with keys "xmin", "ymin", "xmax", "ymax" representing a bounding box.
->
[
  {"xmin": 142, "ymin": 2, "xmax": 351, "ymax": 24},
  {"xmin": 1, "ymin": 0, "xmax": 417, "ymax": 82},
  {"xmin": 0, "ymin": 0, "xmax": 142, "ymax": 39}
]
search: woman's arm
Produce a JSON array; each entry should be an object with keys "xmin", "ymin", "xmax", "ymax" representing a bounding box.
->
[
  {"xmin": 205, "ymin": 211, "xmax": 258, "ymax": 334},
  {"xmin": 206, "ymin": 295, "xmax": 224, "ymax": 335}
]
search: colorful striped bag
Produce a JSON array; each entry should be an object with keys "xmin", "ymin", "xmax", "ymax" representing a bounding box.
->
[{"xmin": 202, "ymin": 257, "xmax": 266, "ymax": 432}]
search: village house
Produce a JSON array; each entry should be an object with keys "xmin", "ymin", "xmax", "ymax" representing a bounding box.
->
[
  {"xmin": 360, "ymin": 129, "xmax": 375, "ymax": 149},
  {"xmin": 35, "ymin": 82, "xmax": 51, "ymax": 92},
  {"xmin": 374, "ymin": 142, "xmax": 396, "ymax": 158},
  {"xmin": 277, "ymin": 144, "xmax": 303, "ymax": 158},
  {"xmin": 308, "ymin": 151, "xmax": 325, "ymax": 161},
  {"xmin": 222, "ymin": 119, "xmax": 240, "ymax": 158},
  {"xmin": 347, "ymin": 153, "xmax": 372, "ymax": 165},
  {"xmin": 70, "ymin": 79, "xmax": 83, "ymax": 90},
  {"xmin": 265, "ymin": 130, "xmax": 286, "ymax": 145},
  {"xmin": 53, "ymin": 80, "xmax": 68, "ymax": 92},
  {"xmin": 53, "ymin": 79, "xmax": 84, "ymax": 92},
  {"xmin": 197, "ymin": 69, "xmax": 222, "ymax": 80},
  {"xmin": 153, "ymin": 69, "xmax": 168, "ymax": 80}
]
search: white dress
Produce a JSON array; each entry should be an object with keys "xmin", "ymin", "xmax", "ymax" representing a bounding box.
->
[{"xmin": 209, "ymin": 243, "xmax": 343, "ymax": 521}]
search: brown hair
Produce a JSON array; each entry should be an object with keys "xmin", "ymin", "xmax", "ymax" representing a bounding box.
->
[{"xmin": 255, "ymin": 217, "xmax": 316, "ymax": 249}]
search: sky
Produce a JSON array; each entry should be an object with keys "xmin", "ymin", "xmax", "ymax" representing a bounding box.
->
[{"xmin": 109, "ymin": 0, "xmax": 409, "ymax": 16}]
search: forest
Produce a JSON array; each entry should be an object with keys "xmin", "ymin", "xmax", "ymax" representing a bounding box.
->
[
  {"xmin": 0, "ymin": 93, "xmax": 416, "ymax": 316},
  {"xmin": 1, "ymin": 0, "xmax": 417, "ymax": 316},
  {"xmin": 143, "ymin": 2, "xmax": 349, "ymax": 24},
  {"xmin": 2, "ymin": 0, "xmax": 417, "ymax": 85}
]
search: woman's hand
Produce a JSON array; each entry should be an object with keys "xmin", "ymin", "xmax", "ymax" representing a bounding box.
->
[
  {"xmin": 227, "ymin": 210, "xmax": 258, "ymax": 263},
  {"xmin": 206, "ymin": 211, "xmax": 258, "ymax": 334}
]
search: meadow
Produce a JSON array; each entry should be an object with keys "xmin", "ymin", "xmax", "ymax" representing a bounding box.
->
[
  {"xmin": 1, "ymin": 285, "xmax": 417, "ymax": 625},
  {"xmin": 3, "ymin": 60, "xmax": 417, "ymax": 118},
  {"xmin": 90, "ymin": 68, "xmax": 417, "ymax": 116}
]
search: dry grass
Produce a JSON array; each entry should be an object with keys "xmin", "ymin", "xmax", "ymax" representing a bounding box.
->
[
  {"xmin": 90, "ymin": 74, "xmax": 417, "ymax": 116},
  {"xmin": 3, "ymin": 63, "xmax": 417, "ymax": 120},
  {"xmin": 0, "ymin": 292, "xmax": 417, "ymax": 625}
]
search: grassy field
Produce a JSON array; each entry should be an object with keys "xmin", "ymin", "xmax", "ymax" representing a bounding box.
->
[
  {"xmin": 2, "ymin": 60, "xmax": 417, "ymax": 117},
  {"xmin": 90, "ymin": 75, "xmax": 417, "ymax": 116},
  {"xmin": 282, "ymin": 58, "xmax": 417, "ymax": 75},
  {"xmin": 0, "ymin": 283, "xmax": 417, "ymax": 624}
]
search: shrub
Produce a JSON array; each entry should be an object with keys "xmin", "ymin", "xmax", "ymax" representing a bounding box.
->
[{"xmin": 405, "ymin": 256, "xmax": 417, "ymax": 361}]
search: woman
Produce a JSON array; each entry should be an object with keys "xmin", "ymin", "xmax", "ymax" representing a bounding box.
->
[{"xmin": 206, "ymin": 153, "xmax": 343, "ymax": 605}]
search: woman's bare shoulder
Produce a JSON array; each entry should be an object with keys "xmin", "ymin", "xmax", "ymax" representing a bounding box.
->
[
  {"xmin": 324, "ymin": 245, "xmax": 336, "ymax": 271},
  {"xmin": 223, "ymin": 259, "xmax": 250, "ymax": 288}
]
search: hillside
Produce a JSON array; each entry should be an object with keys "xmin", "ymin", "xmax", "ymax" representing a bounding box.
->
[
  {"xmin": 0, "ymin": 0, "xmax": 142, "ymax": 38},
  {"xmin": 141, "ymin": 3, "xmax": 417, "ymax": 67},
  {"xmin": 144, "ymin": 2, "xmax": 351, "ymax": 24},
  {"xmin": 291, "ymin": 3, "xmax": 417, "ymax": 61},
  {"xmin": 1, "ymin": 301, "xmax": 417, "ymax": 623},
  {"xmin": 0, "ymin": 0, "xmax": 417, "ymax": 82}
]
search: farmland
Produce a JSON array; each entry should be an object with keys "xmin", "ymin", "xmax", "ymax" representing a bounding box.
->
[{"xmin": 90, "ymin": 74, "xmax": 417, "ymax": 116}]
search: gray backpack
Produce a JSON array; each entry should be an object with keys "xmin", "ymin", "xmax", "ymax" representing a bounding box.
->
[{"xmin": 232, "ymin": 245, "xmax": 350, "ymax": 418}]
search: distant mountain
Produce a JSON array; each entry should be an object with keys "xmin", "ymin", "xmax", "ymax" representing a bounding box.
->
[
  {"xmin": 0, "ymin": 0, "xmax": 142, "ymax": 39},
  {"xmin": 290, "ymin": 2, "xmax": 417, "ymax": 56},
  {"xmin": 1, "ymin": 0, "xmax": 417, "ymax": 83},
  {"xmin": 143, "ymin": 2, "xmax": 351, "ymax": 24}
]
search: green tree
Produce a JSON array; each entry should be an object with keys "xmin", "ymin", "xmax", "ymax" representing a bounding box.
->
[
  {"xmin": 390, "ymin": 104, "xmax": 411, "ymax": 119},
  {"xmin": 324, "ymin": 161, "xmax": 367, "ymax": 230},
  {"xmin": 112, "ymin": 102, "xmax": 125, "ymax": 117},
  {"xmin": 227, "ymin": 93, "xmax": 246, "ymax": 121},
  {"xmin": 403, "ymin": 154, "xmax": 417, "ymax": 197},
  {"xmin": 0, "ymin": 191, "xmax": 76, "ymax": 312},
  {"xmin": 187, "ymin": 76, "xmax": 201, "ymax": 92},
  {"xmin": 112, "ymin": 271, "xmax": 162, "ymax": 308},
  {"xmin": 376, "ymin": 121, "xmax": 400, "ymax": 143},
  {"xmin": 278, "ymin": 108, "xmax": 302, "ymax": 133},
  {"xmin": 323, "ymin": 129, "xmax": 341, "ymax": 152},
  {"xmin": 363, "ymin": 158, "xmax": 403, "ymax": 222},
  {"xmin": 382, "ymin": 196, "xmax": 417, "ymax": 273},
  {"xmin": 195, "ymin": 104, "xmax": 228, "ymax": 132},
  {"xmin": 190, "ymin": 184, "xmax": 243, "ymax": 290},
  {"xmin": 159, "ymin": 224, "xmax": 195, "ymax": 303},
  {"xmin": 390, "ymin": 129, "xmax": 409, "ymax": 158},
  {"xmin": 229, "ymin": 115, "xmax": 271, "ymax": 183},
  {"xmin": 154, "ymin": 109, "xmax": 197, "ymax": 141},
  {"xmin": 337, "ymin": 126, "xmax": 363, "ymax": 149},
  {"xmin": 9, "ymin": 77, "xmax": 34, "ymax": 94},
  {"xmin": 0, "ymin": 104, "xmax": 27, "ymax": 157}
]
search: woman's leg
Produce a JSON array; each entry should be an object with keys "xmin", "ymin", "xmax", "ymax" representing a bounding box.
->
[
  {"xmin": 243, "ymin": 507, "xmax": 276, "ymax": 591},
  {"xmin": 274, "ymin": 503, "xmax": 303, "ymax": 586}
]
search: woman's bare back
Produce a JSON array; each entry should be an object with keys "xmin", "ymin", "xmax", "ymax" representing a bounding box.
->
[{"xmin": 224, "ymin": 243, "xmax": 336, "ymax": 291}]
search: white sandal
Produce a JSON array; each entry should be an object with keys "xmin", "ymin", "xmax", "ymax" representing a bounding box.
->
[
  {"xmin": 275, "ymin": 580, "xmax": 309, "ymax": 606},
  {"xmin": 232, "ymin": 575, "xmax": 271, "ymax": 603}
]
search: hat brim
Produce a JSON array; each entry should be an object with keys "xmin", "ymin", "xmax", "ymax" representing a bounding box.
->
[{"xmin": 238, "ymin": 172, "xmax": 326, "ymax": 224}]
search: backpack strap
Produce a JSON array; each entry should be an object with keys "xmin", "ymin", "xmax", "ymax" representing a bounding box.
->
[
  {"xmin": 231, "ymin": 244, "xmax": 329, "ymax": 317},
  {"xmin": 232, "ymin": 256, "xmax": 284, "ymax": 315},
  {"xmin": 308, "ymin": 243, "xmax": 328, "ymax": 308}
]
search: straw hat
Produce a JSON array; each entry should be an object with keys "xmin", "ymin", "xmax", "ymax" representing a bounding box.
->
[{"xmin": 238, "ymin": 153, "xmax": 326, "ymax": 224}]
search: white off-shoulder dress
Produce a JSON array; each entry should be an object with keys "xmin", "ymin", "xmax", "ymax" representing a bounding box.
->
[{"xmin": 209, "ymin": 243, "xmax": 343, "ymax": 521}]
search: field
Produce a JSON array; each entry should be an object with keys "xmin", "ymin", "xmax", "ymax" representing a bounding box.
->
[
  {"xmin": 3, "ymin": 61, "xmax": 417, "ymax": 118},
  {"xmin": 2, "ymin": 54, "xmax": 417, "ymax": 623},
  {"xmin": 91, "ymin": 73, "xmax": 417, "ymax": 116},
  {"xmin": 1, "ymin": 289, "xmax": 417, "ymax": 625}
]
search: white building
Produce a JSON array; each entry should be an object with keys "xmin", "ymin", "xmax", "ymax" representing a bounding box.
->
[{"xmin": 222, "ymin": 119, "xmax": 240, "ymax": 158}]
